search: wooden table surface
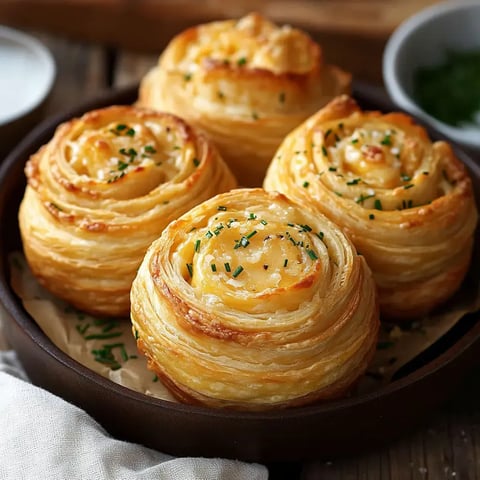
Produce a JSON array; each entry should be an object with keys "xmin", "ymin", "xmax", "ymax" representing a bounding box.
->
[{"xmin": 3, "ymin": 22, "xmax": 480, "ymax": 480}]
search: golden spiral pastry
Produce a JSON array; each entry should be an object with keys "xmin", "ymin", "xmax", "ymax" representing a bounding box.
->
[
  {"xmin": 138, "ymin": 12, "xmax": 351, "ymax": 187},
  {"xmin": 264, "ymin": 96, "xmax": 478, "ymax": 319},
  {"xmin": 130, "ymin": 188, "xmax": 379, "ymax": 410},
  {"xmin": 19, "ymin": 105, "xmax": 236, "ymax": 317}
]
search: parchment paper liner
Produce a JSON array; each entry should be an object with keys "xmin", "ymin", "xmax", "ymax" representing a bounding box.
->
[{"xmin": 9, "ymin": 251, "xmax": 480, "ymax": 402}]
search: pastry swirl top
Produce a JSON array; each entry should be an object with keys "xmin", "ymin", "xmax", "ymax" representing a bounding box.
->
[
  {"xmin": 264, "ymin": 96, "xmax": 478, "ymax": 318},
  {"xmin": 19, "ymin": 105, "xmax": 236, "ymax": 316},
  {"xmin": 130, "ymin": 188, "xmax": 379, "ymax": 410},
  {"xmin": 138, "ymin": 12, "xmax": 351, "ymax": 186}
]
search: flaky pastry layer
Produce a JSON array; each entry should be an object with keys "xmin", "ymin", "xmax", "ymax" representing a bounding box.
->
[
  {"xmin": 19, "ymin": 106, "xmax": 236, "ymax": 316},
  {"xmin": 264, "ymin": 96, "xmax": 478, "ymax": 319},
  {"xmin": 130, "ymin": 188, "xmax": 379, "ymax": 410},
  {"xmin": 138, "ymin": 12, "xmax": 351, "ymax": 186}
]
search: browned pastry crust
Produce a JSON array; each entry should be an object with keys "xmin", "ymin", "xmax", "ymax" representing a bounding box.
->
[
  {"xmin": 19, "ymin": 105, "xmax": 236, "ymax": 316},
  {"xmin": 130, "ymin": 188, "xmax": 379, "ymax": 410},
  {"xmin": 138, "ymin": 12, "xmax": 351, "ymax": 186},
  {"xmin": 264, "ymin": 95, "xmax": 478, "ymax": 320}
]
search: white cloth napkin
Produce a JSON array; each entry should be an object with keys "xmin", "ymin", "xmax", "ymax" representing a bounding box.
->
[{"xmin": 0, "ymin": 323, "xmax": 268, "ymax": 480}]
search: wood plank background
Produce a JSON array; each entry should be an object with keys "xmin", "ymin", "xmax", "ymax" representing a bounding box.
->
[{"xmin": 0, "ymin": 0, "xmax": 442, "ymax": 84}]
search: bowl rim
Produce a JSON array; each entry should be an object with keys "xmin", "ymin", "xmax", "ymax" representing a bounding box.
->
[
  {"xmin": 1, "ymin": 84, "xmax": 479, "ymax": 424},
  {"xmin": 382, "ymin": 0, "xmax": 480, "ymax": 150},
  {"xmin": 0, "ymin": 25, "xmax": 56, "ymax": 126}
]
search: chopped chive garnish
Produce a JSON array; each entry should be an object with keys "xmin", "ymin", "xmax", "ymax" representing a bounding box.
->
[
  {"xmin": 211, "ymin": 263, "xmax": 217, "ymax": 272},
  {"xmin": 239, "ymin": 237, "xmax": 249, "ymax": 248},
  {"xmin": 325, "ymin": 129, "xmax": 332, "ymax": 139},
  {"xmin": 232, "ymin": 265, "xmax": 244, "ymax": 278},
  {"xmin": 92, "ymin": 356, "xmax": 121, "ymax": 369},
  {"xmin": 356, "ymin": 193, "xmax": 375, "ymax": 204},
  {"xmin": 328, "ymin": 166, "xmax": 337, "ymax": 172},
  {"xmin": 381, "ymin": 134, "xmax": 391, "ymax": 145},
  {"xmin": 246, "ymin": 230, "xmax": 257, "ymax": 239},
  {"xmin": 214, "ymin": 225, "xmax": 224, "ymax": 236},
  {"xmin": 351, "ymin": 138, "xmax": 359, "ymax": 144},
  {"xmin": 193, "ymin": 158, "xmax": 200, "ymax": 167},
  {"xmin": 303, "ymin": 181, "xmax": 310, "ymax": 188},
  {"xmin": 153, "ymin": 374, "xmax": 159, "ymax": 382},
  {"xmin": 116, "ymin": 124, "xmax": 127, "ymax": 131},
  {"xmin": 186, "ymin": 263, "xmax": 193, "ymax": 277},
  {"xmin": 300, "ymin": 224, "xmax": 312, "ymax": 232},
  {"xmin": 237, "ymin": 57, "xmax": 247, "ymax": 66},
  {"xmin": 369, "ymin": 213, "xmax": 375, "ymax": 220},
  {"xmin": 126, "ymin": 128, "xmax": 135, "ymax": 137},
  {"xmin": 346, "ymin": 178, "xmax": 361, "ymax": 185},
  {"xmin": 194, "ymin": 239, "xmax": 201, "ymax": 252},
  {"xmin": 260, "ymin": 219, "xmax": 268, "ymax": 225},
  {"xmin": 120, "ymin": 345, "xmax": 128, "ymax": 362},
  {"xmin": 404, "ymin": 184, "xmax": 414, "ymax": 189},
  {"xmin": 184, "ymin": 73, "xmax": 192, "ymax": 81},
  {"xmin": 217, "ymin": 206, "xmax": 227, "ymax": 211},
  {"xmin": 75, "ymin": 323, "xmax": 90, "ymax": 335},
  {"xmin": 93, "ymin": 318, "xmax": 113, "ymax": 326},
  {"xmin": 134, "ymin": 329, "xmax": 139, "ymax": 340},
  {"xmin": 283, "ymin": 259, "xmax": 288, "ymax": 267},
  {"xmin": 224, "ymin": 262, "xmax": 231, "ymax": 272},
  {"xmin": 374, "ymin": 199, "xmax": 383, "ymax": 210},
  {"xmin": 205, "ymin": 230, "xmax": 213, "ymax": 239},
  {"xmin": 307, "ymin": 249, "xmax": 318, "ymax": 260},
  {"xmin": 248, "ymin": 213, "xmax": 257, "ymax": 220},
  {"xmin": 334, "ymin": 191, "xmax": 343, "ymax": 197},
  {"xmin": 144, "ymin": 145, "xmax": 157, "ymax": 154},
  {"xmin": 401, "ymin": 174, "xmax": 411, "ymax": 182},
  {"xmin": 322, "ymin": 146, "xmax": 328, "ymax": 156},
  {"xmin": 317, "ymin": 231, "xmax": 324, "ymax": 240},
  {"xmin": 118, "ymin": 161, "xmax": 129, "ymax": 171},
  {"xmin": 423, "ymin": 171, "xmax": 429, "ymax": 175}
]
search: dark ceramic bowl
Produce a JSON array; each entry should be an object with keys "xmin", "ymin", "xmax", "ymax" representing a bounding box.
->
[{"xmin": 0, "ymin": 84, "xmax": 479, "ymax": 462}]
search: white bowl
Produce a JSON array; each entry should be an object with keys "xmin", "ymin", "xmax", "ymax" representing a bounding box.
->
[
  {"xmin": 0, "ymin": 26, "xmax": 55, "ymax": 157},
  {"xmin": 383, "ymin": 0, "xmax": 480, "ymax": 151}
]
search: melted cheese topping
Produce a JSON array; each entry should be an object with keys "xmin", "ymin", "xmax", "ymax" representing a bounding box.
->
[
  {"xmin": 264, "ymin": 95, "xmax": 478, "ymax": 319},
  {"xmin": 19, "ymin": 105, "xmax": 236, "ymax": 316},
  {"xmin": 131, "ymin": 188, "xmax": 379, "ymax": 409},
  {"xmin": 184, "ymin": 213, "xmax": 324, "ymax": 312},
  {"xmin": 180, "ymin": 13, "xmax": 316, "ymax": 75},
  {"xmin": 138, "ymin": 12, "xmax": 351, "ymax": 187},
  {"xmin": 167, "ymin": 197, "xmax": 331, "ymax": 316}
]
